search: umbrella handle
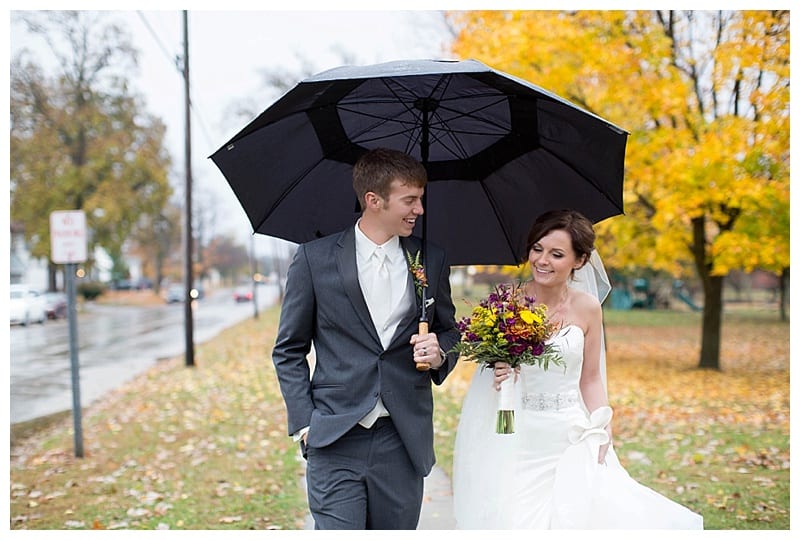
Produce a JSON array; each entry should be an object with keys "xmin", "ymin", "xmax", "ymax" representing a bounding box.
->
[{"xmin": 416, "ymin": 321, "xmax": 432, "ymax": 371}]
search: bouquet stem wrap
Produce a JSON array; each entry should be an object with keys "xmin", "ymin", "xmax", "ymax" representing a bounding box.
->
[{"xmin": 496, "ymin": 375, "xmax": 515, "ymax": 434}]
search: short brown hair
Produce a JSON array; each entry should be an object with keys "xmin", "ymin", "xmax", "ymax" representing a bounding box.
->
[
  {"xmin": 525, "ymin": 209, "xmax": 595, "ymax": 267},
  {"xmin": 352, "ymin": 148, "xmax": 427, "ymax": 210}
]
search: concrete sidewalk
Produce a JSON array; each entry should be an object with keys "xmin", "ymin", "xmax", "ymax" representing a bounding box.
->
[
  {"xmin": 300, "ymin": 462, "xmax": 456, "ymax": 529},
  {"xmin": 417, "ymin": 465, "xmax": 457, "ymax": 529}
]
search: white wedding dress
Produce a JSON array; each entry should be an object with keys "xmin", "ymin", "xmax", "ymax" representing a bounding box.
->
[{"xmin": 452, "ymin": 324, "xmax": 704, "ymax": 529}]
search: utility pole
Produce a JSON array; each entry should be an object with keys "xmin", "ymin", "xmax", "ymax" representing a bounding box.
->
[{"xmin": 182, "ymin": 10, "xmax": 195, "ymax": 367}]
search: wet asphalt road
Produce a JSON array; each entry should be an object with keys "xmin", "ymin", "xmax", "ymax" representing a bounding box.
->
[{"xmin": 9, "ymin": 284, "xmax": 279, "ymax": 424}]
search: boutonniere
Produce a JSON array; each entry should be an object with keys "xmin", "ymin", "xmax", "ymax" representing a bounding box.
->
[{"xmin": 405, "ymin": 250, "xmax": 428, "ymax": 297}]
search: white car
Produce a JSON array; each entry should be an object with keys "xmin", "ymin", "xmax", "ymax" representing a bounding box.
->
[{"xmin": 10, "ymin": 284, "xmax": 47, "ymax": 326}]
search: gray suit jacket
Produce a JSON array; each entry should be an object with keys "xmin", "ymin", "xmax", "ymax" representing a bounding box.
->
[{"xmin": 272, "ymin": 227, "xmax": 460, "ymax": 476}]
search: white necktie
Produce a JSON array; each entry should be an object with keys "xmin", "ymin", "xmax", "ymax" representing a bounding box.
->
[{"xmin": 370, "ymin": 247, "xmax": 392, "ymax": 330}]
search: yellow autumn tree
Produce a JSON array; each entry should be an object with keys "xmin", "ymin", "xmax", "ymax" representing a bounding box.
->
[{"xmin": 447, "ymin": 10, "xmax": 789, "ymax": 370}]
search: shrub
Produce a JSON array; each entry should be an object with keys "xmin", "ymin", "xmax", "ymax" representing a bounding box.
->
[{"xmin": 77, "ymin": 281, "xmax": 105, "ymax": 300}]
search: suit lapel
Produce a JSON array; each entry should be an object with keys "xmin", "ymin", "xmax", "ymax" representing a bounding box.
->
[
  {"xmin": 336, "ymin": 228, "xmax": 382, "ymax": 348},
  {"xmin": 384, "ymin": 236, "xmax": 426, "ymax": 349},
  {"xmin": 400, "ymin": 236, "xmax": 426, "ymax": 315}
]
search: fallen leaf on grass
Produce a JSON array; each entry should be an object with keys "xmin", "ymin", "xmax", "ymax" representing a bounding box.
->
[{"xmin": 126, "ymin": 507, "xmax": 150, "ymax": 518}]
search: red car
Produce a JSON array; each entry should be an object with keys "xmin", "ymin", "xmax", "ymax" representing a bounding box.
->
[
  {"xmin": 233, "ymin": 287, "xmax": 253, "ymax": 302},
  {"xmin": 43, "ymin": 291, "xmax": 68, "ymax": 319}
]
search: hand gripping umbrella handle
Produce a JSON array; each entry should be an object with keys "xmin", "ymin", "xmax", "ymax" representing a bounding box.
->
[{"xmin": 416, "ymin": 321, "xmax": 431, "ymax": 371}]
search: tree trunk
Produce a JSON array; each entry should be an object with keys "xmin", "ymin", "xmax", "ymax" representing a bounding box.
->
[
  {"xmin": 154, "ymin": 262, "xmax": 162, "ymax": 295},
  {"xmin": 779, "ymin": 267, "xmax": 789, "ymax": 322},
  {"xmin": 691, "ymin": 215, "xmax": 723, "ymax": 371},
  {"xmin": 698, "ymin": 275, "xmax": 724, "ymax": 370},
  {"xmin": 48, "ymin": 262, "xmax": 58, "ymax": 292}
]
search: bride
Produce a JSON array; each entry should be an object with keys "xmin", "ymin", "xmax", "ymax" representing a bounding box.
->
[{"xmin": 452, "ymin": 209, "xmax": 703, "ymax": 529}]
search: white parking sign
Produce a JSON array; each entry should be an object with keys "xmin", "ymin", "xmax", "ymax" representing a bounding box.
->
[{"xmin": 50, "ymin": 210, "xmax": 88, "ymax": 264}]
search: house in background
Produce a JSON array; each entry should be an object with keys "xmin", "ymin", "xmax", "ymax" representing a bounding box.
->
[
  {"xmin": 10, "ymin": 223, "xmax": 49, "ymax": 290},
  {"xmin": 10, "ymin": 224, "xmax": 113, "ymax": 290}
]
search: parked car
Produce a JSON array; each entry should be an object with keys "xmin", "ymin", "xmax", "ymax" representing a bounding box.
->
[
  {"xmin": 10, "ymin": 284, "xmax": 47, "ymax": 326},
  {"xmin": 43, "ymin": 291, "xmax": 68, "ymax": 319},
  {"xmin": 111, "ymin": 279, "xmax": 133, "ymax": 290},
  {"xmin": 164, "ymin": 284, "xmax": 185, "ymax": 304},
  {"xmin": 233, "ymin": 286, "xmax": 253, "ymax": 302},
  {"xmin": 164, "ymin": 284, "xmax": 205, "ymax": 303}
]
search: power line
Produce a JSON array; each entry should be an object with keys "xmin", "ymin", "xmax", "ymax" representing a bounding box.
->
[
  {"xmin": 187, "ymin": 95, "xmax": 217, "ymax": 152},
  {"xmin": 136, "ymin": 11, "xmax": 177, "ymax": 73},
  {"xmin": 135, "ymin": 11, "xmax": 216, "ymax": 153}
]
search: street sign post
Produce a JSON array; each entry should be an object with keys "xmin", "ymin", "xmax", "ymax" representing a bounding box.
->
[
  {"xmin": 50, "ymin": 210, "xmax": 88, "ymax": 264},
  {"xmin": 50, "ymin": 210, "xmax": 88, "ymax": 458}
]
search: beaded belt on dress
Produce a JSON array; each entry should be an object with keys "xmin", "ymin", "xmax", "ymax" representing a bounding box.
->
[{"xmin": 521, "ymin": 391, "xmax": 580, "ymax": 411}]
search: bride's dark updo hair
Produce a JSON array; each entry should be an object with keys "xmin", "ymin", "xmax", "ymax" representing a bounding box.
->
[{"xmin": 524, "ymin": 209, "xmax": 595, "ymax": 268}]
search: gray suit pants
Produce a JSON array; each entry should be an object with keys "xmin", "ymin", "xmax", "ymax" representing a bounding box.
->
[{"xmin": 305, "ymin": 417, "xmax": 423, "ymax": 529}]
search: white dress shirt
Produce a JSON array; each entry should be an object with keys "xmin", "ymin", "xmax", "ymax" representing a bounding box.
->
[{"xmin": 354, "ymin": 221, "xmax": 414, "ymax": 427}]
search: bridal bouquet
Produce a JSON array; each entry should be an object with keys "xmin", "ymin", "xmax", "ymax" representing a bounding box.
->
[{"xmin": 451, "ymin": 283, "xmax": 563, "ymax": 434}]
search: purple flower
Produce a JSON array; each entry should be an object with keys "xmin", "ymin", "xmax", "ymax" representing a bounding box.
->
[{"xmin": 508, "ymin": 343, "xmax": 526, "ymax": 355}]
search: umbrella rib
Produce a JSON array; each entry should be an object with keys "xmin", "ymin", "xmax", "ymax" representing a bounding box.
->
[
  {"xmin": 376, "ymin": 70, "xmax": 515, "ymax": 133},
  {"xmin": 478, "ymin": 179, "xmax": 521, "ymax": 263},
  {"xmin": 435, "ymin": 97, "xmax": 515, "ymax": 132},
  {"xmin": 333, "ymin": 94, "xmax": 518, "ymax": 161},
  {"xmin": 376, "ymin": 77, "xmax": 435, "ymax": 157},
  {"xmin": 334, "ymin": 109, "xmax": 509, "ymax": 163},
  {"xmin": 337, "ymin": 79, "xmax": 426, "ymax": 156},
  {"xmin": 336, "ymin": 92, "xmax": 514, "ymax": 135},
  {"xmin": 336, "ymin": 102, "xmax": 512, "ymax": 137},
  {"xmin": 325, "ymin": 73, "xmax": 524, "ymax": 162},
  {"xmin": 251, "ymin": 157, "xmax": 331, "ymax": 234},
  {"xmin": 372, "ymin": 75, "xmax": 512, "ymax": 158},
  {"xmin": 330, "ymin": 106, "xmax": 423, "ymax": 156},
  {"xmin": 537, "ymin": 142, "xmax": 624, "ymax": 213},
  {"xmin": 426, "ymin": 102, "xmax": 507, "ymax": 159},
  {"xmin": 418, "ymin": 96, "xmax": 518, "ymax": 162}
]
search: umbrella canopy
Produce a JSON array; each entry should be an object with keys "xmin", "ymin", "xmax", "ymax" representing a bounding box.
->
[{"xmin": 211, "ymin": 58, "xmax": 628, "ymax": 266}]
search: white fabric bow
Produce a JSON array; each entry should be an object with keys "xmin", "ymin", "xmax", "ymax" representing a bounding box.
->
[{"xmin": 568, "ymin": 405, "xmax": 613, "ymax": 446}]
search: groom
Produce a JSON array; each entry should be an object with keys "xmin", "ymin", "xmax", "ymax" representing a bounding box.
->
[{"xmin": 272, "ymin": 148, "xmax": 460, "ymax": 529}]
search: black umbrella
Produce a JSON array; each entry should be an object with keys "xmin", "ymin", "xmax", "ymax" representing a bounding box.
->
[
  {"xmin": 211, "ymin": 58, "xmax": 627, "ymax": 266},
  {"xmin": 211, "ymin": 59, "xmax": 627, "ymax": 367}
]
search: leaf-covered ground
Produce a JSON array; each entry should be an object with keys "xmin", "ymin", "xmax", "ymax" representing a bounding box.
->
[{"xmin": 10, "ymin": 304, "xmax": 789, "ymax": 530}]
